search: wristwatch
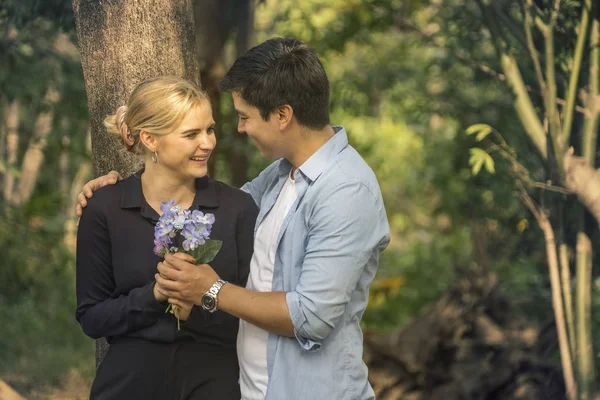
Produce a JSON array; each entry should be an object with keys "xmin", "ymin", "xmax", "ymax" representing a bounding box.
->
[{"xmin": 201, "ymin": 279, "xmax": 227, "ymax": 312}]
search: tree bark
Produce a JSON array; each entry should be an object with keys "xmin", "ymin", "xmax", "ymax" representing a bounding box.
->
[
  {"xmin": 72, "ymin": 0, "xmax": 200, "ymax": 368},
  {"xmin": 72, "ymin": 0, "xmax": 200, "ymax": 178}
]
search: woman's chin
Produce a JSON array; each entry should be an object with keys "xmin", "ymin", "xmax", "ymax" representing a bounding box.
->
[{"xmin": 188, "ymin": 164, "xmax": 209, "ymax": 178}]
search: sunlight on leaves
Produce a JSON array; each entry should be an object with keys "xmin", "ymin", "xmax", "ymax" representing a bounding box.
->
[
  {"xmin": 465, "ymin": 123, "xmax": 493, "ymax": 142},
  {"xmin": 469, "ymin": 148, "xmax": 495, "ymax": 175}
]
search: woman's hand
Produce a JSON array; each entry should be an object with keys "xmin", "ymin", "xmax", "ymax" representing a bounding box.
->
[
  {"xmin": 169, "ymin": 297, "xmax": 194, "ymax": 321},
  {"xmin": 153, "ymin": 282, "xmax": 168, "ymax": 303}
]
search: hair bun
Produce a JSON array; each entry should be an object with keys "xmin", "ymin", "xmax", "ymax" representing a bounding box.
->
[{"xmin": 115, "ymin": 105, "xmax": 135, "ymax": 148}]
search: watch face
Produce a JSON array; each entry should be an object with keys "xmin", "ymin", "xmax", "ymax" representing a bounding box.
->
[{"xmin": 202, "ymin": 295, "xmax": 216, "ymax": 310}]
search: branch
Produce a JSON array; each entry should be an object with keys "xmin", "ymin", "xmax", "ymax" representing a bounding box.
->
[
  {"xmin": 575, "ymin": 230, "xmax": 595, "ymax": 398},
  {"xmin": 543, "ymin": 22, "xmax": 564, "ymax": 167},
  {"xmin": 477, "ymin": 0, "xmax": 547, "ymax": 159},
  {"xmin": 561, "ymin": 0, "xmax": 592, "ymax": 144},
  {"xmin": 517, "ymin": 186, "xmax": 577, "ymax": 400},
  {"xmin": 558, "ymin": 242, "xmax": 576, "ymax": 357},
  {"xmin": 551, "ymin": 0, "xmax": 562, "ymax": 26},
  {"xmin": 399, "ymin": 18, "xmax": 589, "ymax": 117},
  {"xmin": 557, "ymin": 97, "xmax": 589, "ymax": 116},
  {"xmin": 487, "ymin": 143, "xmax": 570, "ymax": 194},
  {"xmin": 523, "ymin": 1, "xmax": 548, "ymax": 100},
  {"xmin": 492, "ymin": 3, "xmax": 529, "ymax": 50},
  {"xmin": 582, "ymin": 5, "xmax": 599, "ymax": 165}
]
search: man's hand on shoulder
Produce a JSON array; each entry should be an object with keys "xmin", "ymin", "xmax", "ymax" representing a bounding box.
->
[{"xmin": 76, "ymin": 170, "xmax": 122, "ymax": 217}]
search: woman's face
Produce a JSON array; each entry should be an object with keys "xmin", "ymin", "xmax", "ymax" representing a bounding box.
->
[{"xmin": 155, "ymin": 100, "xmax": 216, "ymax": 180}]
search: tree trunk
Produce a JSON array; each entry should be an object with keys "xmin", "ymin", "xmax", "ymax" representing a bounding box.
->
[
  {"xmin": 72, "ymin": 0, "xmax": 200, "ymax": 368},
  {"xmin": 0, "ymin": 99, "xmax": 6, "ymax": 182},
  {"xmin": 72, "ymin": 0, "xmax": 200, "ymax": 178},
  {"xmin": 226, "ymin": 0, "xmax": 254, "ymax": 187},
  {"xmin": 59, "ymin": 134, "xmax": 71, "ymax": 215},
  {"xmin": 3, "ymin": 100, "xmax": 19, "ymax": 207},
  {"xmin": 13, "ymin": 88, "xmax": 60, "ymax": 206},
  {"xmin": 192, "ymin": 0, "xmax": 255, "ymax": 184},
  {"xmin": 64, "ymin": 128, "xmax": 91, "ymax": 254}
]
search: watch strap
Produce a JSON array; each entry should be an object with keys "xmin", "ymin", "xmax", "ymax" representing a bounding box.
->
[{"xmin": 203, "ymin": 279, "xmax": 227, "ymax": 312}]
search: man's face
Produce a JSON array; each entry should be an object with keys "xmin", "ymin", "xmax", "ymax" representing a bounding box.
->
[{"xmin": 232, "ymin": 92, "xmax": 283, "ymax": 160}]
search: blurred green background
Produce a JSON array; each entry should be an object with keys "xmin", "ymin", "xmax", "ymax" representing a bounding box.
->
[{"xmin": 1, "ymin": 0, "xmax": 598, "ymax": 398}]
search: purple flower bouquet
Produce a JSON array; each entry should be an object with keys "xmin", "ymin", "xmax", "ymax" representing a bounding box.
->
[{"xmin": 153, "ymin": 199, "xmax": 222, "ymax": 329}]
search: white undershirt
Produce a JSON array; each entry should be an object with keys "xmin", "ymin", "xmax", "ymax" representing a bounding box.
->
[{"xmin": 238, "ymin": 174, "xmax": 298, "ymax": 400}]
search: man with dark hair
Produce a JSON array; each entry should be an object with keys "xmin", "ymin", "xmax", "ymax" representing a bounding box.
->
[
  {"xmin": 219, "ymin": 37, "xmax": 331, "ymax": 130},
  {"xmin": 77, "ymin": 37, "xmax": 390, "ymax": 400}
]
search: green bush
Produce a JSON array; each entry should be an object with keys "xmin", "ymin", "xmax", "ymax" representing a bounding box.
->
[{"xmin": 0, "ymin": 209, "xmax": 94, "ymax": 395}]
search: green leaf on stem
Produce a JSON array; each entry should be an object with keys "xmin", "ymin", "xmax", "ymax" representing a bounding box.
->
[{"xmin": 190, "ymin": 239, "xmax": 223, "ymax": 264}]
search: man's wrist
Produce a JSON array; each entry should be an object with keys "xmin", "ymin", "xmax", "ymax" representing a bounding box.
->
[{"xmin": 200, "ymin": 279, "xmax": 227, "ymax": 312}]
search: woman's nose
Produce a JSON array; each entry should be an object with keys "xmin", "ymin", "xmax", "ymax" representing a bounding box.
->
[{"xmin": 198, "ymin": 133, "xmax": 214, "ymax": 150}]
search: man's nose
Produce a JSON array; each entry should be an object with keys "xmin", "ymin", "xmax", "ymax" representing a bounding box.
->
[{"xmin": 237, "ymin": 120, "xmax": 246, "ymax": 134}]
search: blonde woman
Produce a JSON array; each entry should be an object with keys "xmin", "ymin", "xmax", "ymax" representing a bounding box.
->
[{"xmin": 75, "ymin": 76, "xmax": 257, "ymax": 399}]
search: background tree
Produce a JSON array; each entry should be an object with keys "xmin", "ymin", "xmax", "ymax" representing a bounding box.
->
[
  {"xmin": 467, "ymin": 1, "xmax": 599, "ymax": 398},
  {"xmin": 71, "ymin": 0, "xmax": 199, "ymax": 367},
  {"xmin": 1, "ymin": 0, "xmax": 598, "ymax": 398}
]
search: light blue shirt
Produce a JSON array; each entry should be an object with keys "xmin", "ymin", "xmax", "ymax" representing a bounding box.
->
[{"xmin": 241, "ymin": 126, "xmax": 390, "ymax": 400}]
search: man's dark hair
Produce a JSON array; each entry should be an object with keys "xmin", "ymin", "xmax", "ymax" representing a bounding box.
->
[{"xmin": 219, "ymin": 37, "xmax": 330, "ymax": 130}]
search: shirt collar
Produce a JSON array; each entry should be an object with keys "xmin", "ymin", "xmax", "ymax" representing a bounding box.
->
[
  {"xmin": 120, "ymin": 169, "xmax": 219, "ymax": 211},
  {"xmin": 296, "ymin": 125, "xmax": 348, "ymax": 183}
]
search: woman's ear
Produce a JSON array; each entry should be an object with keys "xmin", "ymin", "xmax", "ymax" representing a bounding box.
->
[
  {"xmin": 139, "ymin": 130, "xmax": 158, "ymax": 153},
  {"xmin": 277, "ymin": 105, "xmax": 294, "ymax": 129}
]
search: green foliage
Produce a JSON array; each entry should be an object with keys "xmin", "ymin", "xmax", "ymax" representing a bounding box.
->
[
  {"xmin": 255, "ymin": 0, "xmax": 555, "ymax": 335},
  {"xmin": 465, "ymin": 123, "xmax": 493, "ymax": 142},
  {"xmin": 0, "ymin": 209, "xmax": 94, "ymax": 392},
  {"xmin": 468, "ymin": 148, "xmax": 495, "ymax": 175},
  {"xmin": 0, "ymin": 0, "xmax": 587, "ymax": 394},
  {"xmin": 0, "ymin": 2, "xmax": 92, "ymax": 395}
]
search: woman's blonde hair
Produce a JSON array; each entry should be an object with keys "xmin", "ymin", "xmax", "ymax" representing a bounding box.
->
[{"xmin": 104, "ymin": 76, "xmax": 210, "ymax": 154}]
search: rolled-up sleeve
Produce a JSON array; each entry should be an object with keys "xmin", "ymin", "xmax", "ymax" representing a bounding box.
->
[{"xmin": 285, "ymin": 181, "xmax": 389, "ymax": 350}]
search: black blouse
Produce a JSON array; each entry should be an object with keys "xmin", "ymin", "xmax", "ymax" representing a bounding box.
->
[{"xmin": 75, "ymin": 171, "xmax": 258, "ymax": 348}]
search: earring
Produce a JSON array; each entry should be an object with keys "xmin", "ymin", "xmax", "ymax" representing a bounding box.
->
[{"xmin": 152, "ymin": 151, "xmax": 159, "ymax": 164}]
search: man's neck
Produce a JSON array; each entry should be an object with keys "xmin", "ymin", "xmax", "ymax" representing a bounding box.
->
[
  {"xmin": 141, "ymin": 163, "xmax": 196, "ymax": 213},
  {"xmin": 286, "ymin": 125, "xmax": 335, "ymax": 169}
]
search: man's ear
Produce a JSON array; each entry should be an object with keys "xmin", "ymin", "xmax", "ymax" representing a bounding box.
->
[
  {"xmin": 277, "ymin": 105, "xmax": 294, "ymax": 130},
  {"xmin": 139, "ymin": 130, "xmax": 159, "ymax": 153}
]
